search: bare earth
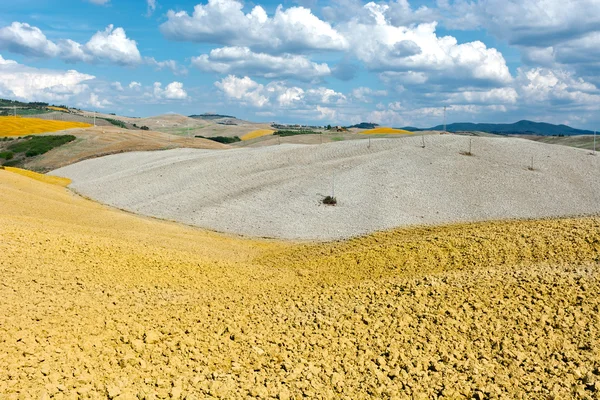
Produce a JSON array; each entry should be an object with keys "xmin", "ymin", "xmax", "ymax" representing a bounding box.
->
[
  {"xmin": 22, "ymin": 126, "xmax": 227, "ymax": 172},
  {"xmin": 1, "ymin": 169, "xmax": 600, "ymax": 399},
  {"xmin": 53, "ymin": 135, "xmax": 600, "ymax": 240}
]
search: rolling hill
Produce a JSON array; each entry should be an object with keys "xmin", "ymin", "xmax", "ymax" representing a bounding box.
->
[{"xmin": 407, "ymin": 120, "xmax": 595, "ymax": 136}]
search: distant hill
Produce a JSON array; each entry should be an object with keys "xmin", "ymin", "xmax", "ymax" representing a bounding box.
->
[
  {"xmin": 0, "ymin": 98, "xmax": 48, "ymax": 108},
  {"xmin": 189, "ymin": 113, "xmax": 236, "ymax": 120},
  {"xmin": 419, "ymin": 120, "xmax": 594, "ymax": 136},
  {"xmin": 348, "ymin": 122, "xmax": 379, "ymax": 129}
]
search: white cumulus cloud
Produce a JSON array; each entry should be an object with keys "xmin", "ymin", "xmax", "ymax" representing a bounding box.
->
[
  {"xmin": 0, "ymin": 54, "xmax": 94, "ymax": 102},
  {"xmin": 214, "ymin": 75, "xmax": 269, "ymax": 107},
  {"xmin": 341, "ymin": 12, "xmax": 512, "ymax": 86},
  {"xmin": 84, "ymin": 25, "xmax": 142, "ymax": 65},
  {"xmin": 0, "ymin": 22, "xmax": 145, "ymax": 66},
  {"xmin": 160, "ymin": 0, "xmax": 348, "ymax": 53},
  {"xmin": 214, "ymin": 75, "xmax": 347, "ymax": 109},
  {"xmin": 191, "ymin": 46, "xmax": 330, "ymax": 81},
  {"xmin": 89, "ymin": 92, "xmax": 112, "ymax": 108},
  {"xmin": 517, "ymin": 67, "xmax": 600, "ymax": 107},
  {"xmin": 0, "ymin": 22, "xmax": 59, "ymax": 57},
  {"xmin": 153, "ymin": 81, "xmax": 188, "ymax": 99}
]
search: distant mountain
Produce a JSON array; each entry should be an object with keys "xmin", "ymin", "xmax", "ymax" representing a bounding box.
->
[
  {"xmin": 189, "ymin": 113, "xmax": 236, "ymax": 120},
  {"xmin": 348, "ymin": 122, "xmax": 379, "ymax": 129},
  {"xmin": 420, "ymin": 120, "xmax": 594, "ymax": 136}
]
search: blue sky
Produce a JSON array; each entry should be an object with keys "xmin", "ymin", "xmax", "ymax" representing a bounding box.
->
[{"xmin": 0, "ymin": 0, "xmax": 599, "ymax": 129}]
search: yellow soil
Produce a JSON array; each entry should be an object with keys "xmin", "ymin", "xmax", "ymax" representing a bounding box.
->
[
  {"xmin": 47, "ymin": 106, "xmax": 69, "ymax": 112},
  {"xmin": 360, "ymin": 127, "xmax": 413, "ymax": 134},
  {"xmin": 1, "ymin": 169, "xmax": 600, "ymax": 398},
  {"xmin": 0, "ymin": 116, "xmax": 91, "ymax": 137},
  {"xmin": 3, "ymin": 166, "xmax": 71, "ymax": 186},
  {"xmin": 241, "ymin": 129, "xmax": 275, "ymax": 141}
]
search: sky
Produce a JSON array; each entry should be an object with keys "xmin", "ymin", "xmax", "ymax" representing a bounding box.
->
[{"xmin": 0, "ymin": 0, "xmax": 599, "ymax": 129}]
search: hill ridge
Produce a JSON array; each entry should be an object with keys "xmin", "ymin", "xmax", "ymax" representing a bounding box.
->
[{"xmin": 404, "ymin": 120, "xmax": 595, "ymax": 136}]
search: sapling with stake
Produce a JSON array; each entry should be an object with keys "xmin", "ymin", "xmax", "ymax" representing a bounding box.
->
[{"xmin": 528, "ymin": 155, "xmax": 535, "ymax": 171}]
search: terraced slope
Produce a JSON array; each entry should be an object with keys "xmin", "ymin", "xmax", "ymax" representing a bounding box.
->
[
  {"xmin": 1, "ymin": 169, "xmax": 599, "ymax": 399},
  {"xmin": 54, "ymin": 135, "xmax": 600, "ymax": 240}
]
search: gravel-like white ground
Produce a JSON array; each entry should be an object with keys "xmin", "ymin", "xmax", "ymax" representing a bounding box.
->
[{"xmin": 52, "ymin": 135, "xmax": 600, "ymax": 240}]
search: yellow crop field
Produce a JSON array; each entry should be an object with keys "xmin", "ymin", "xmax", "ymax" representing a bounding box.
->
[
  {"xmin": 2, "ymin": 166, "xmax": 71, "ymax": 186},
  {"xmin": 2, "ymin": 168, "xmax": 600, "ymax": 398},
  {"xmin": 241, "ymin": 129, "xmax": 275, "ymax": 141},
  {"xmin": 360, "ymin": 127, "xmax": 413, "ymax": 134},
  {"xmin": 47, "ymin": 106, "xmax": 69, "ymax": 112},
  {"xmin": 0, "ymin": 116, "xmax": 91, "ymax": 137}
]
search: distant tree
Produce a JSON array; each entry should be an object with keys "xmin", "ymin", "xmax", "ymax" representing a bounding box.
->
[
  {"xmin": 140, "ymin": 126, "xmax": 149, "ymax": 130},
  {"xmin": 327, "ymin": 124, "xmax": 332, "ymax": 130}
]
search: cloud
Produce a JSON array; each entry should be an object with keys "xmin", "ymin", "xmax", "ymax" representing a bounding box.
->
[
  {"xmin": 331, "ymin": 61, "xmax": 359, "ymax": 81},
  {"xmin": 516, "ymin": 67, "xmax": 600, "ymax": 108},
  {"xmin": 443, "ymin": 0, "xmax": 600, "ymax": 47},
  {"xmin": 145, "ymin": 57, "xmax": 187, "ymax": 75},
  {"xmin": 214, "ymin": 75, "xmax": 269, "ymax": 107},
  {"xmin": 351, "ymin": 87, "xmax": 388, "ymax": 102},
  {"xmin": 316, "ymin": 106, "xmax": 337, "ymax": 120},
  {"xmin": 322, "ymin": 0, "xmax": 436, "ymax": 25},
  {"xmin": 111, "ymin": 81, "xmax": 124, "ymax": 91},
  {"xmin": 445, "ymin": 87, "xmax": 519, "ymax": 105},
  {"xmin": 129, "ymin": 81, "xmax": 141, "ymax": 89},
  {"xmin": 153, "ymin": 81, "xmax": 188, "ymax": 99},
  {"xmin": 147, "ymin": 0, "xmax": 157, "ymax": 16},
  {"xmin": 341, "ymin": 13, "xmax": 512, "ymax": 86},
  {"xmin": 191, "ymin": 46, "xmax": 330, "ymax": 81},
  {"xmin": 0, "ymin": 22, "xmax": 59, "ymax": 57},
  {"xmin": 84, "ymin": 25, "xmax": 141, "ymax": 65},
  {"xmin": 441, "ymin": 0, "xmax": 600, "ymax": 85},
  {"xmin": 89, "ymin": 92, "xmax": 112, "ymax": 108},
  {"xmin": 0, "ymin": 54, "xmax": 94, "ymax": 102},
  {"xmin": 0, "ymin": 22, "xmax": 141, "ymax": 66},
  {"xmin": 160, "ymin": 0, "xmax": 348, "ymax": 53},
  {"xmin": 305, "ymin": 87, "xmax": 347, "ymax": 104},
  {"xmin": 214, "ymin": 75, "xmax": 348, "ymax": 115}
]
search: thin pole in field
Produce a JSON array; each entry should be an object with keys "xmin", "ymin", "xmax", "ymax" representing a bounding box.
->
[
  {"xmin": 93, "ymin": 111, "xmax": 96, "ymax": 127},
  {"xmin": 421, "ymin": 135, "xmax": 425, "ymax": 148},
  {"xmin": 332, "ymin": 170, "xmax": 335, "ymax": 198},
  {"xmin": 443, "ymin": 106, "xmax": 447, "ymax": 133},
  {"xmin": 594, "ymin": 130, "xmax": 596, "ymax": 155},
  {"xmin": 530, "ymin": 156, "xmax": 534, "ymax": 170}
]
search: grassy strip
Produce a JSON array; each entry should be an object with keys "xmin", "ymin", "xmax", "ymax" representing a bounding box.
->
[
  {"xmin": 101, "ymin": 118, "xmax": 128, "ymax": 129},
  {"xmin": 195, "ymin": 135, "xmax": 241, "ymax": 144},
  {"xmin": 8, "ymin": 135, "xmax": 76, "ymax": 157}
]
